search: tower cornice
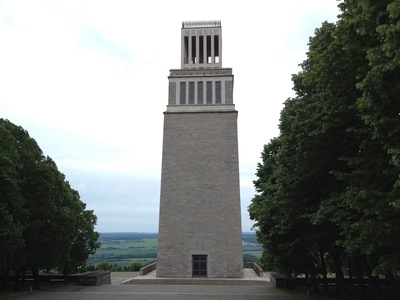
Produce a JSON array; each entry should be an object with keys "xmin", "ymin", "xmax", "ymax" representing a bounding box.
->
[{"xmin": 169, "ymin": 68, "xmax": 232, "ymax": 78}]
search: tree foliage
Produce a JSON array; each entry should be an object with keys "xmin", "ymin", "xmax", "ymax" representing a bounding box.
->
[
  {"xmin": 0, "ymin": 119, "xmax": 100, "ymax": 289},
  {"xmin": 249, "ymin": 1, "xmax": 400, "ymax": 298}
]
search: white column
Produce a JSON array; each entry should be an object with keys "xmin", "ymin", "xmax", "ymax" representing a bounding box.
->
[
  {"xmin": 203, "ymin": 36, "xmax": 207, "ymax": 65},
  {"xmin": 181, "ymin": 34, "xmax": 184, "ymax": 68},
  {"xmin": 176, "ymin": 81, "xmax": 180, "ymax": 105},
  {"xmin": 212, "ymin": 80, "xmax": 215, "ymax": 104},
  {"xmin": 204, "ymin": 35, "xmax": 208, "ymax": 64},
  {"xmin": 195, "ymin": 81, "xmax": 198, "ymax": 104},
  {"xmin": 186, "ymin": 81, "xmax": 189, "ymax": 104},
  {"xmin": 203, "ymin": 80, "xmax": 206, "ymax": 104},
  {"xmin": 211, "ymin": 34, "xmax": 215, "ymax": 67},
  {"xmin": 218, "ymin": 34, "xmax": 222, "ymax": 66},
  {"xmin": 188, "ymin": 35, "xmax": 193, "ymax": 65},
  {"xmin": 221, "ymin": 80, "xmax": 225, "ymax": 104},
  {"xmin": 196, "ymin": 35, "xmax": 200, "ymax": 66}
]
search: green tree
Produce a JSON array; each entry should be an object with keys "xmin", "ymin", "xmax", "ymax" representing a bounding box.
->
[
  {"xmin": 65, "ymin": 200, "xmax": 100, "ymax": 276},
  {"xmin": 0, "ymin": 124, "xmax": 25, "ymax": 288},
  {"xmin": 329, "ymin": 1, "xmax": 400, "ymax": 294},
  {"xmin": 249, "ymin": 21, "xmax": 356, "ymax": 289},
  {"xmin": 250, "ymin": 1, "xmax": 400, "ymax": 298},
  {"xmin": 0, "ymin": 119, "xmax": 46, "ymax": 289},
  {"xmin": 294, "ymin": 15, "xmax": 372, "ymax": 298},
  {"xmin": 131, "ymin": 262, "xmax": 143, "ymax": 271},
  {"xmin": 96, "ymin": 261, "xmax": 110, "ymax": 271},
  {"xmin": 357, "ymin": 0, "xmax": 400, "ymax": 186},
  {"xmin": 0, "ymin": 119, "xmax": 100, "ymax": 289}
]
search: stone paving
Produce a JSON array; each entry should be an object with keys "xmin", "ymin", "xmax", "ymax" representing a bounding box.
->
[
  {"xmin": 0, "ymin": 285, "xmax": 313, "ymax": 300},
  {"xmin": 0, "ymin": 271, "xmax": 318, "ymax": 300}
]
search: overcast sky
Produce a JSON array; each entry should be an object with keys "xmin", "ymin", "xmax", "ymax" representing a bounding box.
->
[{"xmin": 0, "ymin": 0, "xmax": 341, "ymax": 233}]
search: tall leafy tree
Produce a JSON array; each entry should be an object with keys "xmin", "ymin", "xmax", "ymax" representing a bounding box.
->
[
  {"xmin": 249, "ymin": 1, "xmax": 400, "ymax": 298},
  {"xmin": 0, "ymin": 119, "xmax": 100, "ymax": 290},
  {"xmin": 58, "ymin": 186, "xmax": 100, "ymax": 280},
  {"xmin": 0, "ymin": 125, "xmax": 25, "ymax": 287},
  {"xmin": 66, "ymin": 204, "xmax": 100, "ymax": 274},
  {"xmin": 357, "ymin": 0, "xmax": 400, "ymax": 186},
  {"xmin": 332, "ymin": 0, "xmax": 400, "ymax": 289},
  {"xmin": 0, "ymin": 119, "xmax": 45, "ymax": 288}
]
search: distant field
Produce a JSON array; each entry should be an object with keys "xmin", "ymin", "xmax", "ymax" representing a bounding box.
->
[
  {"xmin": 242, "ymin": 232, "xmax": 264, "ymax": 263},
  {"xmin": 88, "ymin": 232, "xmax": 263, "ymax": 268},
  {"xmin": 88, "ymin": 233, "xmax": 158, "ymax": 268}
]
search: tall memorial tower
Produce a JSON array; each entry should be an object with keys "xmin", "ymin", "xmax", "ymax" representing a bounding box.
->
[{"xmin": 157, "ymin": 20, "xmax": 243, "ymax": 278}]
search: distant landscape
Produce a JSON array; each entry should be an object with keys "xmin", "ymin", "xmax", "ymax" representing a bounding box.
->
[{"xmin": 88, "ymin": 232, "xmax": 263, "ymax": 269}]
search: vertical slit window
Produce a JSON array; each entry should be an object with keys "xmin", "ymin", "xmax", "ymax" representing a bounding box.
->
[
  {"xmin": 199, "ymin": 36, "xmax": 204, "ymax": 64},
  {"xmin": 206, "ymin": 35, "xmax": 212, "ymax": 63},
  {"xmin": 188, "ymin": 82, "xmax": 195, "ymax": 104},
  {"xmin": 184, "ymin": 36, "xmax": 189, "ymax": 64},
  {"xmin": 214, "ymin": 35, "xmax": 219, "ymax": 63},
  {"xmin": 180, "ymin": 82, "xmax": 186, "ymax": 104},
  {"xmin": 198, "ymin": 81, "xmax": 203, "ymax": 104},
  {"xmin": 215, "ymin": 81, "xmax": 221, "ymax": 104},
  {"xmin": 206, "ymin": 81, "xmax": 212, "ymax": 104},
  {"xmin": 191, "ymin": 36, "xmax": 196, "ymax": 63}
]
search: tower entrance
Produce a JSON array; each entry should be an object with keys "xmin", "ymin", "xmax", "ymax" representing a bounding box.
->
[{"xmin": 192, "ymin": 255, "xmax": 207, "ymax": 277}]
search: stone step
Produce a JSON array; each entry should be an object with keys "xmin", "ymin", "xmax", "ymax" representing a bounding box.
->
[{"xmin": 123, "ymin": 278, "xmax": 269, "ymax": 286}]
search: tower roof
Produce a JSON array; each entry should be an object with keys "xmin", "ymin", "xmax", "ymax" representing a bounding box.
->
[{"xmin": 182, "ymin": 20, "xmax": 221, "ymax": 29}]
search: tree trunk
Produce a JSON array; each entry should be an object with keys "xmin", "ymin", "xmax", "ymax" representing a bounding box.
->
[
  {"xmin": 14, "ymin": 268, "xmax": 20, "ymax": 291},
  {"xmin": 63, "ymin": 262, "xmax": 69, "ymax": 284},
  {"xmin": 305, "ymin": 272, "xmax": 311, "ymax": 295},
  {"xmin": 319, "ymin": 247, "xmax": 329, "ymax": 293},
  {"xmin": 1, "ymin": 266, "xmax": 7, "ymax": 289},
  {"xmin": 20, "ymin": 270, "xmax": 27, "ymax": 287},
  {"xmin": 311, "ymin": 272, "xmax": 318, "ymax": 292},
  {"xmin": 361, "ymin": 256, "xmax": 382, "ymax": 300},
  {"xmin": 332, "ymin": 247, "xmax": 350, "ymax": 300},
  {"xmin": 386, "ymin": 272, "xmax": 399, "ymax": 300},
  {"xmin": 32, "ymin": 267, "xmax": 39, "ymax": 290},
  {"xmin": 354, "ymin": 256, "xmax": 367, "ymax": 300},
  {"xmin": 347, "ymin": 256, "xmax": 354, "ymax": 292}
]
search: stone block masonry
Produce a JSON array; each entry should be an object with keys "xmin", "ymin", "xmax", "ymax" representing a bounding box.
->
[{"xmin": 157, "ymin": 110, "xmax": 243, "ymax": 278}]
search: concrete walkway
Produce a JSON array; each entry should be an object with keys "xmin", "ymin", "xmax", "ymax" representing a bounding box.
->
[
  {"xmin": 0, "ymin": 272, "xmax": 319, "ymax": 300},
  {"xmin": 0, "ymin": 284, "xmax": 313, "ymax": 300},
  {"xmin": 111, "ymin": 272, "xmax": 139, "ymax": 285}
]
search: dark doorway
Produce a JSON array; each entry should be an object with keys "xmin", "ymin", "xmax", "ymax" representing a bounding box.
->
[{"xmin": 192, "ymin": 255, "xmax": 207, "ymax": 277}]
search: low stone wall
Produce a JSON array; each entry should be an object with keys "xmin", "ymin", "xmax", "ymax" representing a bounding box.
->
[
  {"xmin": 8, "ymin": 271, "xmax": 111, "ymax": 286},
  {"xmin": 77, "ymin": 271, "xmax": 111, "ymax": 286},
  {"xmin": 252, "ymin": 263, "xmax": 263, "ymax": 277},
  {"xmin": 140, "ymin": 262, "xmax": 157, "ymax": 276},
  {"xmin": 269, "ymin": 272, "xmax": 289, "ymax": 288},
  {"xmin": 243, "ymin": 262, "xmax": 253, "ymax": 269},
  {"xmin": 243, "ymin": 262, "xmax": 263, "ymax": 277}
]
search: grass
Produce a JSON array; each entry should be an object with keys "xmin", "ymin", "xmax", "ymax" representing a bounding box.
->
[
  {"xmin": 88, "ymin": 232, "xmax": 263, "ymax": 268},
  {"xmin": 89, "ymin": 235, "xmax": 158, "ymax": 267}
]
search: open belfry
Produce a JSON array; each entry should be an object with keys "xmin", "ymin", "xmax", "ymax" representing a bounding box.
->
[{"xmin": 157, "ymin": 20, "xmax": 243, "ymax": 278}]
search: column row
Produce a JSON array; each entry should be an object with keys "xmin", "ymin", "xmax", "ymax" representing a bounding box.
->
[
  {"xmin": 183, "ymin": 34, "xmax": 221, "ymax": 66},
  {"xmin": 178, "ymin": 80, "xmax": 223, "ymax": 105}
]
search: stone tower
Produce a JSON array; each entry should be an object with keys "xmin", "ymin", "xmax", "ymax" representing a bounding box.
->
[{"xmin": 157, "ymin": 20, "xmax": 243, "ymax": 278}]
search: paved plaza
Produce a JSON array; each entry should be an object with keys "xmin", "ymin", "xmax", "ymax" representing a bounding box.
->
[
  {"xmin": 0, "ymin": 285, "xmax": 313, "ymax": 300},
  {"xmin": 0, "ymin": 271, "xmax": 321, "ymax": 300}
]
